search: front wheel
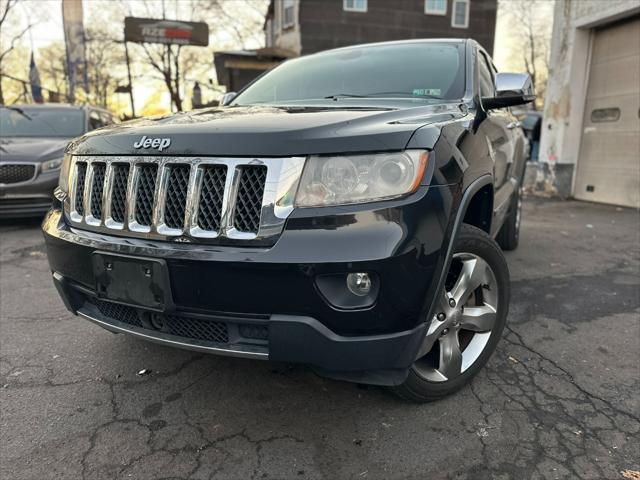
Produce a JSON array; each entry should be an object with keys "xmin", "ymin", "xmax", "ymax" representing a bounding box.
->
[{"xmin": 392, "ymin": 225, "xmax": 510, "ymax": 402}]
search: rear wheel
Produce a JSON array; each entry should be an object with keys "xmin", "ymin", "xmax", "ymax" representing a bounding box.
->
[
  {"xmin": 392, "ymin": 225, "xmax": 510, "ymax": 402},
  {"xmin": 497, "ymin": 186, "xmax": 523, "ymax": 251}
]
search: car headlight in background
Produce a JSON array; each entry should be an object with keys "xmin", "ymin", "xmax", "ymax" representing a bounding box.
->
[
  {"xmin": 41, "ymin": 157, "xmax": 64, "ymax": 172},
  {"xmin": 295, "ymin": 150, "xmax": 429, "ymax": 207}
]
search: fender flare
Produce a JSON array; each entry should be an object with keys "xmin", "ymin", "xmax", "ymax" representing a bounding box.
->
[{"xmin": 414, "ymin": 174, "xmax": 494, "ymax": 359}]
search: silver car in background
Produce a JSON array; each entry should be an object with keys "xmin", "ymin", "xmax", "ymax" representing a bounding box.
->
[{"xmin": 0, "ymin": 104, "xmax": 116, "ymax": 218}]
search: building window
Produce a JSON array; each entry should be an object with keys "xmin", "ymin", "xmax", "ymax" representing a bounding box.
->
[
  {"xmin": 425, "ymin": 0, "xmax": 447, "ymax": 15},
  {"xmin": 451, "ymin": 0, "xmax": 469, "ymax": 28},
  {"xmin": 344, "ymin": 0, "xmax": 367, "ymax": 12},
  {"xmin": 591, "ymin": 107, "xmax": 620, "ymax": 123},
  {"xmin": 282, "ymin": 0, "xmax": 295, "ymax": 29}
]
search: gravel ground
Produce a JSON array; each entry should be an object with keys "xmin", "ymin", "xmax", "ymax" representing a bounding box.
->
[{"xmin": 1, "ymin": 197, "xmax": 638, "ymax": 480}]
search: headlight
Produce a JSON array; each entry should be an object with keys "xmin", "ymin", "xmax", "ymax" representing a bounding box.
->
[
  {"xmin": 41, "ymin": 157, "xmax": 64, "ymax": 172},
  {"xmin": 295, "ymin": 150, "xmax": 428, "ymax": 207},
  {"xmin": 57, "ymin": 154, "xmax": 72, "ymax": 195}
]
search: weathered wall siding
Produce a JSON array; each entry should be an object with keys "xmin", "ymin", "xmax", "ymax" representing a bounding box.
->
[
  {"xmin": 297, "ymin": 0, "xmax": 497, "ymax": 55},
  {"xmin": 538, "ymin": 0, "xmax": 639, "ymax": 197},
  {"xmin": 272, "ymin": 0, "xmax": 302, "ymax": 54},
  {"xmin": 572, "ymin": 0, "xmax": 636, "ymax": 20}
]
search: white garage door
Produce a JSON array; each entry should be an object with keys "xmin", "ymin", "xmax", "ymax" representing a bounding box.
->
[{"xmin": 574, "ymin": 17, "xmax": 640, "ymax": 208}]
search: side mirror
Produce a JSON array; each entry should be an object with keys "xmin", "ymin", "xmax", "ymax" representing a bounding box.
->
[
  {"xmin": 482, "ymin": 73, "xmax": 535, "ymax": 110},
  {"xmin": 221, "ymin": 92, "xmax": 237, "ymax": 106}
]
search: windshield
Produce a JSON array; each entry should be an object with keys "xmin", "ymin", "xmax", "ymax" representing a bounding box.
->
[
  {"xmin": 232, "ymin": 42, "xmax": 465, "ymax": 107},
  {"xmin": 0, "ymin": 107, "xmax": 85, "ymax": 137}
]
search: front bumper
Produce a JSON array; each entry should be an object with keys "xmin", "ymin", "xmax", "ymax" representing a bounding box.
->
[
  {"xmin": 0, "ymin": 170, "xmax": 58, "ymax": 218},
  {"xmin": 43, "ymin": 183, "xmax": 457, "ymax": 385}
]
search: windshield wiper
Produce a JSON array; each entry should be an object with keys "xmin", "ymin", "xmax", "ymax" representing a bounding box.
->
[
  {"xmin": 324, "ymin": 92, "xmax": 443, "ymax": 101},
  {"xmin": 1, "ymin": 106, "xmax": 32, "ymax": 120},
  {"xmin": 2, "ymin": 105, "xmax": 32, "ymax": 119},
  {"xmin": 323, "ymin": 94, "xmax": 369, "ymax": 100}
]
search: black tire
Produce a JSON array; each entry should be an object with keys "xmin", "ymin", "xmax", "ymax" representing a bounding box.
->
[
  {"xmin": 496, "ymin": 186, "xmax": 523, "ymax": 251},
  {"xmin": 392, "ymin": 224, "xmax": 510, "ymax": 402}
]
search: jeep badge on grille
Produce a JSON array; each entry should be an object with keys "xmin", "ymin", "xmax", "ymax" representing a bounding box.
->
[{"xmin": 133, "ymin": 135, "xmax": 171, "ymax": 152}]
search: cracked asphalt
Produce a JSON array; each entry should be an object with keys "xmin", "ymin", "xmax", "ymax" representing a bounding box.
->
[{"xmin": 1, "ymin": 198, "xmax": 639, "ymax": 480}]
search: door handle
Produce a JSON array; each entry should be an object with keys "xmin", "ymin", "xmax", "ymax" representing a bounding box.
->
[{"xmin": 507, "ymin": 121, "xmax": 521, "ymax": 130}]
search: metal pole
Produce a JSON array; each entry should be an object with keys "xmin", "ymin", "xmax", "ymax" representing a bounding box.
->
[{"xmin": 124, "ymin": 40, "xmax": 136, "ymax": 118}]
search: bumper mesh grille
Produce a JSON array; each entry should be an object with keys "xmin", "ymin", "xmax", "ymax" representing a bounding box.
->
[
  {"xmin": 134, "ymin": 164, "xmax": 158, "ymax": 226},
  {"xmin": 233, "ymin": 166, "xmax": 267, "ymax": 233},
  {"xmin": 164, "ymin": 165, "xmax": 190, "ymax": 229},
  {"xmin": 90, "ymin": 163, "xmax": 106, "ymax": 219},
  {"xmin": 94, "ymin": 299, "xmax": 142, "ymax": 327},
  {"xmin": 0, "ymin": 164, "xmax": 35, "ymax": 184},
  {"xmin": 166, "ymin": 315, "xmax": 229, "ymax": 343},
  {"xmin": 90, "ymin": 298, "xmax": 229, "ymax": 344},
  {"xmin": 197, "ymin": 165, "xmax": 227, "ymax": 232},
  {"xmin": 110, "ymin": 164, "xmax": 130, "ymax": 223}
]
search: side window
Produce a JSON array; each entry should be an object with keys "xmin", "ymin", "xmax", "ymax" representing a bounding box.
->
[
  {"xmin": 88, "ymin": 111, "xmax": 104, "ymax": 130},
  {"xmin": 478, "ymin": 53, "xmax": 495, "ymax": 100}
]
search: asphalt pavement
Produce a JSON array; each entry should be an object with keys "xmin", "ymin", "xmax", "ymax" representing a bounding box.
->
[{"xmin": 1, "ymin": 197, "xmax": 638, "ymax": 480}]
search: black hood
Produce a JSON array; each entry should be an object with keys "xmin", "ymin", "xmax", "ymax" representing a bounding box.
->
[
  {"xmin": 0, "ymin": 137, "xmax": 70, "ymax": 163},
  {"xmin": 67, "ymin": 104, "xmax": 467, "ymax": 157}
]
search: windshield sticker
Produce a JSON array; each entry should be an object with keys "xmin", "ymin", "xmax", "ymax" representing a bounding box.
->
[{"xmin": 413, "ymin": 88, "xmax": 441, "ymax": 97}]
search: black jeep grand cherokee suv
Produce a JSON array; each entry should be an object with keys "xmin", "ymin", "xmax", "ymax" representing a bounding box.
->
[{"xmin": 43, "ymin": 39, "xmax": 533, "ymax": 401}]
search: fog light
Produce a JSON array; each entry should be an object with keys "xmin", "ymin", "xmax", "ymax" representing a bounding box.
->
[{"xmin": 346, "ymin": 272, "xmax": 372, "ymax": 297}]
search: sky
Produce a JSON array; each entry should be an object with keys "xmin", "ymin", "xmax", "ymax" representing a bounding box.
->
[
  {"xmin": 27, "ymin": 0, "xmax": 551, "ymax": 66},
  {"xmin": 6, "ymin": 0, "xmax": 555, "ymax": 112}
]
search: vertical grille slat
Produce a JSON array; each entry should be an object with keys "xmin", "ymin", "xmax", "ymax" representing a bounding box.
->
[
  {"xmin": 197, "ymin": 165, "xmax": 227, "ymax": 232},
  {"xmin": 233, "ymin": 166, "xmax": 267, "ymax": 233},
  {"xmin": 164, "ymin": 165, "xmax": 190, "ymax": 229},
  {"xmin": 75, "ymin": 162, "xmax": 87, "ymax": 216},
  {"xmin": 90, "ymin": 163, "xmax": 106, "ymax": 220},
  {"xmin": 134, "ymin": 164, "xmax": 158, "ymax": 227},
  {"xmin": 110, "ymin": 164, "xmax": 130, "ymax": 224}
]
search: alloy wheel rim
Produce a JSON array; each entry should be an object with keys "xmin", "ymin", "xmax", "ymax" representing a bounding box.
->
[
  {"xmin": 515, "ymin": 188, "xmax": 523, "ymax": 233},
  {"xmin": 414, "ymin": 252, "xmax": 499, "ymax": 382}
]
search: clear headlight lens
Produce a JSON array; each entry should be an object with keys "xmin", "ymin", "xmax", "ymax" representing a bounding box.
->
[
  {"xmin": 295, "ymin": 150, "xmax": 428, "ymax": 207},
  {"xmin": 41, "ymin": 157, "xmax": 64, "ymax": 172}
]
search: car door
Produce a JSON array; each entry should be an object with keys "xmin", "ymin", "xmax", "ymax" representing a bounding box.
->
[{"xmin": 476, "ymin": 50, "xmax": 517, "ymax": 232}]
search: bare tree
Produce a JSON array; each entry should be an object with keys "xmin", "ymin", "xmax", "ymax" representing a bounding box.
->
[
  {"xmin": 37, "ymin": 42, "xmax": 67, "ymax": 98},
  {"xmin": 119, "ymin": 0, "xmax": 267, "ymax": 112},
  {"xmin": 499, "ymin": 0, "xmax": 552, "ymax": 109},
  {"xmin": 0, "ymin": 0, "xmax": 35, "ymax": 104},
  {"xmin": 84, "ymin": 26, "xmax": 126, "ymax": 108}
]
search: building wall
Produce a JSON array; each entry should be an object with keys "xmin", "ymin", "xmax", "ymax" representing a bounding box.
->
[
  {"xmin": 538, "ymin": 0, "xmax": 640, "ymax": 198},
  {"xmin": 265, "ymin": 0, "xmax": 497, "ymax": 56},
  {"xmin": 267, "ymin": 0, "xmax": 302, "ymax": 54},
  {"xmin": 298, "ymin": 0, "xmax": 497, "ymax": 54}
]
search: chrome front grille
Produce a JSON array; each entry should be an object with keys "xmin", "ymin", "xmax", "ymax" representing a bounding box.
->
[
  {"xmin": 233, "ymin": 166, "xmax": 268, "ymax": 233},
  {"xmin": 164, "ymin": 165, "xmax": 190, "ymax": 229},
  {"xmin": 65, "ymin": 156, "xmax": 305, "ymax": 243},
  {"xmin": 110, "ymin": 164, "xmax": 129, "ymax": 224},
  {"xmin": 134, "ymin": 164, "xmax": 157, "ymax": 227},
  {"xmin": 197, "ymin": 166, "xmax": 227, "ymax": 232},
  {"xmin": 74, "ymin": 162, "xmax": 87, "ymax": 216},
  {"xmin": 90, "ymin": 163, "xmax": 106, "ymax": 219}
]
